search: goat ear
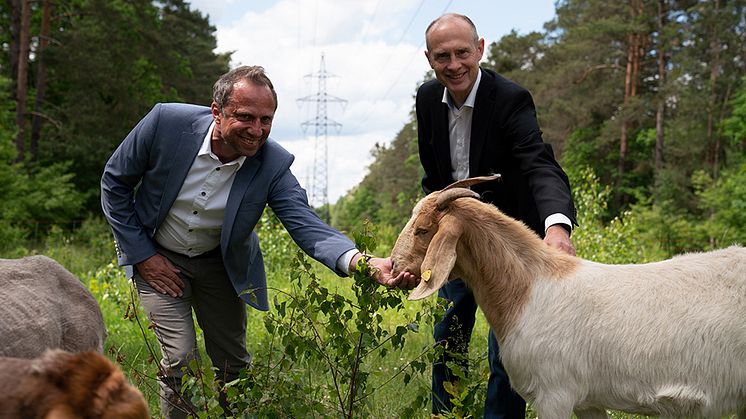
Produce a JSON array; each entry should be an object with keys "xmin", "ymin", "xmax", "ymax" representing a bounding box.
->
[{"xmin": 409, "ymin": 216, "xmax": 460, "ymax": 300}]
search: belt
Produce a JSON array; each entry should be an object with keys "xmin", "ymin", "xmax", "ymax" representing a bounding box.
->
[{"xmin": 155, "ymin": 243, "xmax": 221, "ymax": 259}]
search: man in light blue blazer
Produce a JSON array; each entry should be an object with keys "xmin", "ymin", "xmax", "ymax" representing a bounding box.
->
[{"xmin": 101, "ymin": 66, "xmax": 416, "ymax": 418}]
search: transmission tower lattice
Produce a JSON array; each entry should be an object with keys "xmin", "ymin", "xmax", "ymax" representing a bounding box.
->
[{"xmin": 297, "ymin": 53, "xmax": 347, "ymax": 222}]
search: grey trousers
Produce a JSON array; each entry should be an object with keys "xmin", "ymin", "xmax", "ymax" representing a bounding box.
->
[{"xmin": 133, "ymin": 246, "xmax": 251, "ymax": 419}]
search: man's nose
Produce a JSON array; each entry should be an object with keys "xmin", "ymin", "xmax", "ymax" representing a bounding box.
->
[{"xmin": 245, "ymin": 120, "xmax": 263, "ymax": 136}]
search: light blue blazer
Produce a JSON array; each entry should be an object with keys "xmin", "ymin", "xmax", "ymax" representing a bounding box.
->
[{"xmin": 101, "ymin": 103, "xmax": 356, "ymax": 311}]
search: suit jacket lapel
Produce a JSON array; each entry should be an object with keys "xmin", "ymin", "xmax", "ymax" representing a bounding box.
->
[
  {"xmin": 221, "ymin": 151, "xmax": 262, "ymax": 248},
  {"xmin": 156, "ymin": 116, "xmax": 210, "ymax": 227},
  {"xmin": 469, "ymin": 69, "xmax": 493, "ymax": 177}
]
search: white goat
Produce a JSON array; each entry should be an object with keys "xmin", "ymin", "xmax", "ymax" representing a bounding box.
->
[{"xmin": 390, "ymin": 176, "xmax": 746, "ymax": 419}]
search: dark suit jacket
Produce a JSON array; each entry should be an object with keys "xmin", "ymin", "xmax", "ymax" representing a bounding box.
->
[
  {"xmin": 416, "ymin": 68, "xmax": 576, "ymax": 235},
  {"xmin": 101, "ymin": 103, "xmax": 356, "ymax": 311}
]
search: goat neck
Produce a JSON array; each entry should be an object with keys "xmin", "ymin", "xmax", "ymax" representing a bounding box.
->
[{"xmin": 447, "ymin": 199, "xmax": 578, "ymax": 342}]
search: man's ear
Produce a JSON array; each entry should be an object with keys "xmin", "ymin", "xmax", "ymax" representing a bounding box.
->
[
  {"xmin": 409, "ymin": 215, "xmax": 461, "ymax": 300},
  {"xmin": 424, "ymin": 50, "xmax": 434, "ymax": 69},
  {"xmin": 210, "ymin": 102, "xmax": 221, "ymax": 123}
]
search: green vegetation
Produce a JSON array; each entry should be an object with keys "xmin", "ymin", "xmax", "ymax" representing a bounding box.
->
[{"xmin": 2, "ymin": 0, "xmax": 745, "ymax": 417}]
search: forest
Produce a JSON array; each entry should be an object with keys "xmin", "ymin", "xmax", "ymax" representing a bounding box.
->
[{"xmin": 2, "ymin": 0, "xmax": 746, "ymax": 417}]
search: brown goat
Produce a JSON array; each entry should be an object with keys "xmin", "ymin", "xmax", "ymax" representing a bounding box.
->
[{"xmin": 0, "ymin": 349, "xmax": 149, "ymax": 418}]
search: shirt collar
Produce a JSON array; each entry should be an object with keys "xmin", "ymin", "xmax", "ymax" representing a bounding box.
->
[
  {"xmin": 198, "ymin": 122, "xmax": 246, "ymax": 167},
  {"xmin": 441, "ymin": 68, "xmax": 482, "ymax": 111}
]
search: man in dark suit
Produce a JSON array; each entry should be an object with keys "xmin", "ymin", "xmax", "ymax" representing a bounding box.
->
[
  {"xmin": 416, "ymin": 14, "xmax": 577, "ymax": 418},
  {"xmin": 101, "ymin": 66, "xmax": 416, "ymax": 418}
]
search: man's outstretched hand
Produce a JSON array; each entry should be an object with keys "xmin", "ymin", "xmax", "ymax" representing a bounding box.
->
[{"xmin": 351, "ymin": 253, "xmax": 419, "ymax": 289}]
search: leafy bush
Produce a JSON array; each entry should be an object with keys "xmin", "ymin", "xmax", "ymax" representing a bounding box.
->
[
  {"xmin": 0, "ymin": 157, "xmax": 86, "ymax": 255},
  {"xmin": 571, "ymin": 167, "xmax": 668, "ymax": 263},
  {"xmin": 178, "ymin": 224, "xmax": 437, "ymax": 417},
  {"xmin": 694, "ymin": 161, "xmax": 746, "ymax": 248}
]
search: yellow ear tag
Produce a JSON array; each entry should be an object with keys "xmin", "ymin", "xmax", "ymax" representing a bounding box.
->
[{"xmin": 422, "ymin": 269, "xmax": 432, "ymax": 282}]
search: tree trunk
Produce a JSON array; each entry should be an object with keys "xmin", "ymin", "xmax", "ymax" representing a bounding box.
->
[
  {"xmin": 30, "ymin": 0, "xmax": 52, "ymax": 162},
  {"xmin": 620, "ymin": 34, "xmax": 633, "ymax": 178},
  {"xmin": 707, "ymin": 0, "xmax": 722, "ymax": 179},
  {"xmin": 7, "ymin": 0, "xmax": 21, "ymax": 98},
  {"xmin": 619, "ymin": 0, "xmax": 644, "ymax": 180},
  {"xmin": 14, "ymin": 0, "xmax": 31, "ymax": 162},
  {"xmin": 654, "ymin": 0, "xmax": 667, "ymax": 174}
]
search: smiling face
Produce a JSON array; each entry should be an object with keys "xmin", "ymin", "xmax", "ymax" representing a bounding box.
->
[
  {"xmin": 425, "ymin": 15, "xmax": 484, "ymax": 107},
  {"xmin": 211, "ymin": 80, "xmax": 276, "ymax": 161}
]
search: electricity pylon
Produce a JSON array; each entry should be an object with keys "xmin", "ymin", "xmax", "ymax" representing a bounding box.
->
[{"xmin": 297, "ymin": 53, "xmax": 347, "ymax": 223}]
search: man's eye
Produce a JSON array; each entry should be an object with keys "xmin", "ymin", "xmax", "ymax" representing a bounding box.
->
[{"xmin": 435, "ymin": 54, "xmax": 449, "ymax": 63}]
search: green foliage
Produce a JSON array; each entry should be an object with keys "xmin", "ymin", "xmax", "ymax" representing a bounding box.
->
[
  {"xmin": 179, "ymin": 223, "xmax": 437, "ymax": 417},
  {"xmin": 9, "ymin": 162, "xmax": 86, "ymax": 225},
  {"xmin": 254, "ymin": 208, "xmax": 296, "ymax": 276},
  {"xmin": 34, "ymin": 0, "xmax": 230, "ymax": 210},
  {"xmin": 694, "ymin": 161, "xmax": 746, "ymax": 248},
  {"xmin": 0, "ymin": 75, "xmax": 85, "ymax": 253},
  {"xmin": 486, "ymin": 30, "xmax": 546, "ymax": 76},
  {"xmin": 723, "ymin": 76, "xmax": 746, "ymax": 148},
  {"xmin": 571, "ymin": 167, "xmax": 667, "ymax": 263}
]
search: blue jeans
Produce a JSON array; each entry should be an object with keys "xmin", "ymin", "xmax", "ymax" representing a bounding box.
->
[{"xmin": 432, "ymin": 279, "xmax": 526, "ymax": 418}]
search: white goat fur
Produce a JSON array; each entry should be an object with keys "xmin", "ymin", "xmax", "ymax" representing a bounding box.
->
[{"xmin": 390, "ymin": 189, "xmax": 746, "ymax": 419}]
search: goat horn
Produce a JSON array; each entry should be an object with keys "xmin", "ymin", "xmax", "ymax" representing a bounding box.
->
[
  {"xmin": 443, "ymin": 174, "xmax": 502, "ymax": 190},
  {"xmin": 437, "ymin": 188, "xmax": 480, "ymax": 210}
]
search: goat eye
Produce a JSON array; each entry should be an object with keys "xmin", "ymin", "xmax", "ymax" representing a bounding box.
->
[{"xmin": 414, "ymin": 227, "xmax": 428, "ymax": 236}]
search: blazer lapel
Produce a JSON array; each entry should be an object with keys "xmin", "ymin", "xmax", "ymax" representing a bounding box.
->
[
  {"xmin": 156, "ymin": 117, "xmax": 210, "ymax": 227},
  {"xmin": 221, "ymin": 152, "xmax": 262, "ymax": 248},
  {"xmin": 469, "ymin": 69, "xmax": 493, "ymax": 177}
]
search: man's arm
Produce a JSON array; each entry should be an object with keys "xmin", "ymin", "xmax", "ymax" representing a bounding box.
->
[
  {"xmin": 501, "ymin": 86, "xmax": 577, "ymax": 226},
  {"xmin": 415, "ymin": 83, "xmax": 442, "ymax": 195},
  {"xmin": 101, "ymin": 104, "xmax": 187, "ymax": 296},
  {"xmin": 100, "ymin": 105, "xmax": 161, "ymax": 267}
]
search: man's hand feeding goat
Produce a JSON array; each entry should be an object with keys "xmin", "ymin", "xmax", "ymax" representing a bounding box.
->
[{"xmin": 390, "ymin": 175, "xmax": 746, "ymax": 419}]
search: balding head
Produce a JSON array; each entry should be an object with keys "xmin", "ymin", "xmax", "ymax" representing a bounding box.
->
[{"xmin": 425, "ymin": 13, "xmax": 479, "ymax": 51}]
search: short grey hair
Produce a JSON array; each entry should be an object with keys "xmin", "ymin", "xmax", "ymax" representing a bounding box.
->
[
  {"xmin": 425, "ymin": 13, "xmax": 479, "ymax": 51},
  {"xmin": 212, "ymin": 65, "xmax": 278, "ymax": 111}
]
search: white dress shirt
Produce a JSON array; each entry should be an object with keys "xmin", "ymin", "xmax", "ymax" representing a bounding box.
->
[
  {"xmin": 442, "ymin": 70, "xmax": 572, "ymax": 234},
  {"xmin": 155, "ymin": 122, "xmax": 245, "ymax": 256}
]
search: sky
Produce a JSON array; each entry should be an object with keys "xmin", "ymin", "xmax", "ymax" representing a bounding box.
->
[{"xmin": 187, "ymin": 0, "xmax": 558, "ymax": 204}]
